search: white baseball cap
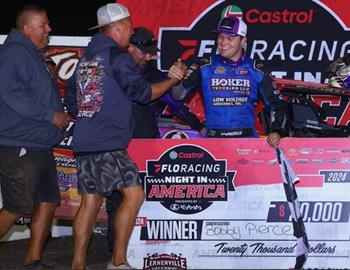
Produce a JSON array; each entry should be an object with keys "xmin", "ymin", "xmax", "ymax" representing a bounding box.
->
[{"xmin": 89, "ymin": 3, "xmax": 130, "ymax": 30}]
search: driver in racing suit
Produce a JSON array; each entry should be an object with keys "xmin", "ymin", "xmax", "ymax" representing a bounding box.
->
[{"xmin": 172, "ymin": 16, "xmax": 286, "ymax": 147}]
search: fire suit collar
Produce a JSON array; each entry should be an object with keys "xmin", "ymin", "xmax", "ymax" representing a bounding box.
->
[{"xmin": 221, "ymin": 51, "xmax": 246, "ymax": 67}]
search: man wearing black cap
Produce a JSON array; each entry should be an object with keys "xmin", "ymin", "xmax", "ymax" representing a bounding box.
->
[
  {"xmin": 105, "ymin": 27, "xmax": 204, "ymax": 252},
  {"xmin": 172, "ymin": 15, "xmax": 286, "ymax": 147},
  {"xmin": 128, "ymin": 27, "xmax": 163, "ymax": 138},
  {"xmin": 129, "ymin": 27, "xmax": 157, "ymax": 67},
  {"xmin": 128, "ymin": 27, "xmax": 204, "ymax": 138}
]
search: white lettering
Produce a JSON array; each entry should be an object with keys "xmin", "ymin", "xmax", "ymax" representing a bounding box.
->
[
  {"xmin": 198, "ymin": 40, "xmax": 215, "ymax": 57},
  {"xmin": 147, "ymin": 220, "xmax": 198, "ymax": 240},
  {"xmin": 268, "ymin": 40, "xmax": 285, "ymax": 60},
  {"xmin": 290, "ymin": 40, "xmax": 306, "ymax": 61}
]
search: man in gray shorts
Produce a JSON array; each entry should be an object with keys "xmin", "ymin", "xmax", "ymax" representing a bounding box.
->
[
  {"xmin": 0, "ymin": 4, "xmax": 71, "ymax": 268},
  {"xmin": 76, "ymin": 151, "xmax": 140, "ymax": 197},
  {"xmin": 65, "ymin": 3, "xmax": 186, "ymax": 270}
]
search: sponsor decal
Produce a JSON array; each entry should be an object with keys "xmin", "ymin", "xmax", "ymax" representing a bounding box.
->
[
  {"xmin": 15, "ymin": 217, "xmax": 32, "ymax": 226},
  {"xmin": 326, "ymin": 149, "xmax": 342, "ymax": 154},
  {"xmin": 315, "ymin": 148, "xmax": 325, "ymax": 154},
  {"xmin": 143, "ymin": 144, "xmax": 236, "ymax": 214},
  {"xmin": 311, "ymin": 158, "xmax": 325, "ymax": 164},
  {"xmin": 234, "ymin": 67, "xmax": 249, "ymax": 75},
  {"xmin": 76, "ymin": 59, "xmax": 105, "ymax": 118},
  {"xmin": 214, "ymin": 65, "xmax": 227, "ymax": 74},
  {"xmin": 145, "ymin": 240, "xmax": 170, "ymax": 246},
  {"xmin": 245, "ymin": 8, "xmax": 315, "ymax": 24},
  {"xmin": 55, "ymin": 155, "xmax": 76, "ymax": 168},
  {"xmin": 135, "ymin": 217, "xmax": 148, "ymax": 227},
  {"xmin": 211, "ymin": 78, "xmax": 250, "ymax": 92},
  {"xmin": 299, "ymin": 148, "xmax": 312, "ymax": 154},
  {"xmin": 295, "ymin": 158, "xmax": 309, "ymax": 163},
  {"xmin": 159, "ymin": 1, "xmax": 349, "ymax": 84},
  {"xmin": 221, "ymin": 5, "xmax": 243, "ymax": 19},
  {"xmin": 341, "ymin": 158, "xmax": 350, "ymax": 164},
  {"xmin": 143, "ymin": 253, "xmax": 187, "ymax": 270},
  {"xmin": 54, "ymin": 152, "xmax": 78, "ymax": 191},
  {"xmin": 212, "ymin": 96, "xmax": 248, "ymax": 106},
  {"xmin": 58, "ymin": 121, "xmax": 75, "ymax": 149},
  {"xmin": 45, "ymin": 47, "xmax": 83, "ymax": 97},
  {"xmin": 163, "ymin": 130, "xmax": 189, "ymax": 139},
  {"xmin": 236, "ymin": 148, "xmax": 252, "ymax": 155},
  {"xmin": 328, "ymin": 158, "xmax": 338, "ymax": 164},
  {"xmin": 288, "ymin": 148, "xmax": 298, "ymax": 155},
  {"xmin": 237, "ymin": 158, "xmax": 249, "ymax": 165},
  {"xmin": 251, "ymin": 159, "xmax": 266, "ymax": 164}
]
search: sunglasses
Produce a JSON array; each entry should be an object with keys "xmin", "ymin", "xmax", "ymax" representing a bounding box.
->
[{"xmin": 130, "ymin": 39, "xmax": 157, "ymax": 47}]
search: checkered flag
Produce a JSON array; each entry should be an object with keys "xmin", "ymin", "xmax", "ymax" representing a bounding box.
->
[{"xmin": 276, "ymin": 148, "xmax": 309, "ymax": 269}]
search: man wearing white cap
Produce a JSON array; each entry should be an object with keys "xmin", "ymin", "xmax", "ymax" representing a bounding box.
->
[
  {"xmin": 66, "ymin": 3, "xmax": 186, "ymax": 270},
  {"xmin": 172, "ymin": 15, "xmax": 286, "ymax": 147}
]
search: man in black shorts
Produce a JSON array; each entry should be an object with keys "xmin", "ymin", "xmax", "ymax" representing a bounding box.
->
[{"xmin": 0, "ymin": 4, "xmax": 71, "ymax": 268}]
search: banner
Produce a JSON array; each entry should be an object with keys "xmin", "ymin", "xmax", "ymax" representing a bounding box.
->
[
  {"xmin": 119, "ymin": 0, "xmax": 350, "ymax": 83},
  {"xmin": 54, "ymin": 138, "xmax": 350, "ymax": 269}
]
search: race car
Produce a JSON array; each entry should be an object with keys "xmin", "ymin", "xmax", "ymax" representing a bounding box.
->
[{"xmin": 273, "ymin": 78, "xmax": 350, "ymax": 137}]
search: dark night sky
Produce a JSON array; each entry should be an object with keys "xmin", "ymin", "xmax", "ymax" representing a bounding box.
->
[{"xmin": 0, "ymin": 0, "xmax": 113, "ymax": 36}]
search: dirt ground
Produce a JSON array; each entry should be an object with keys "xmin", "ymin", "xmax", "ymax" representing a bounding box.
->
[{"xmin": 0, "ymin": 233, "xmax": 110, "ymax": 269}]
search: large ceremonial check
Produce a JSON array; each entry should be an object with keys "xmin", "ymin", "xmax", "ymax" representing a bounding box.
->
[{"xmin": 54, "ymin": 138, "xmax": 350, "ymax": 269}]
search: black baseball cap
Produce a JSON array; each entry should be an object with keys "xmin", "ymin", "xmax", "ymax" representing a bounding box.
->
[{"xmin": 130, "ymin": 27, "xmax": 158, "ymax": 54}]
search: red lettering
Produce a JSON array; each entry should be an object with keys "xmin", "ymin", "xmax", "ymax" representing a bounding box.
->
[
  {"xmin": 245, "ymin": 8, "xmax": 314, "ymax": 24},
  {"xmin": 147, "ymin": 184, "xmax": 225, "ymax": 199},
  {"xmin": 296, "ymin": 12, "xmax": 307, "ymax": 24},
  {"xmin": 281, "ymin": 9, "xmax": 290, "ymax": 23},
  {"xmin": 311, "ymin": 95, "xmax": 341, "ymax": 125},
  {"xmin": 178, "ymin": 40, "xmax": 197, "ymax": 60},
  {"xmin": 215, "ymin": 185, "xmax": 226, "ymax": 199},
  {"xmin": 271, "ymin": 11, "xmax": 281, "ymax": 23},
  {"xmin": 174, "ymin": 185, "xmax": 186, "ymax": 198},
  {"xmin": 337, "ymin": 102, "xmax": 350, "ymax": 126},
  {"xmin": 203, "ymin": 185, "xmax": 215, "ymax": 198},
  {"xmin": 160, "ymin": 185, "xmax": 175, "ymax": 198},
  {"xmin": 259, "ymin": 11, "xmax": 271, "ymax": 24},
  {"xmin": 245, "ymin": 9, "xmax": 259, "ymax": 23},
  {"xmin": 148, "ymin": 185, "xmax": 159, "ymax": 198},
  {"xmin": 187, "ymin": 185, "xmax": 198, "ymax": 198}
]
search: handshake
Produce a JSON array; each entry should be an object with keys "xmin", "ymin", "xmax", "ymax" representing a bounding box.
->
[
  {"xmin": 168, "ymin": 58, "xmax": 188, "ymax": 81},
  {"xmin": 166, "ymin": 58, "xmax": 191, "ymax": 101}
]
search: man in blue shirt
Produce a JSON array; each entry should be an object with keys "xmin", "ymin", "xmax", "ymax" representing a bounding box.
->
[
  {"xmin": 172, "ymin": 16, "xmax": 286, "ymax": 147},
  {"xmin": 0, "ymin": 5, "xmax": 71, "ymax": 268},
  {"xmin": 66, "ymin": 4, "xmax": 186, "ymax": 269}
]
